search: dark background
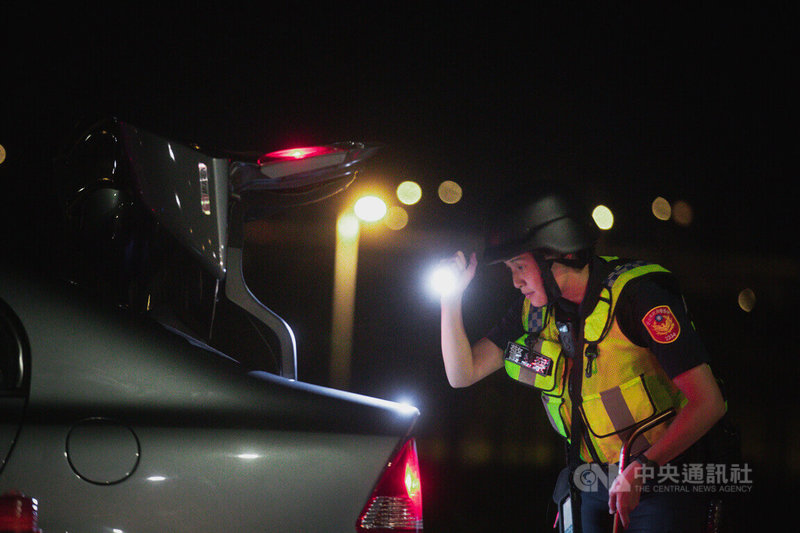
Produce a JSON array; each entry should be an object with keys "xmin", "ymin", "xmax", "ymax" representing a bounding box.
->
[{"xmin": 2, "ymin": 4, "xmax": 797, "ymax": 531}]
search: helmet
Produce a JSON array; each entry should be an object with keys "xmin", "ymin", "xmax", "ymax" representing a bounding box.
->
[{"xmin": 483, "ymin": 180, "xmax": 598, "ymax": 264}]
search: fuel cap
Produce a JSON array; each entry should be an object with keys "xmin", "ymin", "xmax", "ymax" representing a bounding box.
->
[{"xmin": 66, "ymin": 418, "xmax": 140, "ymax": 485}]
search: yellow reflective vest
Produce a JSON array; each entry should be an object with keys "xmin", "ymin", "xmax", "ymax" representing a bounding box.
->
[{"xmin": 503, "ymin": 258, "xmax": 688, "ymax": 464}]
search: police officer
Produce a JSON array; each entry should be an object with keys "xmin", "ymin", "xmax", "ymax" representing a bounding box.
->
[{"xmin": 439, "ymin": 181, "xmax": 727, "ymax": 532}]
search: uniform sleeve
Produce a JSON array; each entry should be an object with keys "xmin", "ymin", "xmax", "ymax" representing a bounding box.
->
[
  {"xmin": 485, "ymin": 295, "xmax": 526, "ymax": 350},
  {"xmin": 615, "ymin": 274, "xmax": 710, "ymax": 379}
]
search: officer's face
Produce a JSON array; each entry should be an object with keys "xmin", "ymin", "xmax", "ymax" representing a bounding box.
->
[{"xmin": 504, "ymin": 252, "xmax": 548, "ymax": 307}]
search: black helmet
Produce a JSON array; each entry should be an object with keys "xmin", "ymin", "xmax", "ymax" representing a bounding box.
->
[{"xmin": 483, "ymin": 180, "xmax": 598, "ymax": 264}]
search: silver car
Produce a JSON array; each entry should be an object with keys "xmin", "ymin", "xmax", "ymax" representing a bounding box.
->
[{"xmin": 0, "ymin": 118, "xmax": 422, "ymax": 532}]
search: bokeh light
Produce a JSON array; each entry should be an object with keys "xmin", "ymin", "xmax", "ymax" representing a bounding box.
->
[
  {"xmin": 384, "ymin": 206, "xmax": 409, "ymax": 230},
  {"xmin": 438, "ymin": 181, "xmax": 462, "ymax": 204},
  {"xmin": 592, "ymin": 205, "xmax": 614, "ymax": 230},
  {"xmin": 672, "ymin": 200, "xmax": 693, "ymax": 227},
  {"xmin": 0, "ymin": 144, "xmax": 6, "ymax": 165},
  {"xmin": 354, "ymin": 196, "xmax": 387, "ymax": 222},
  {"xmin": 397, "ymin": 181, "xmax": 422, "ymax": 205},
  {"xmin": 738, "ymin": 288, "xmax": 756, "ymax": 312},
  {"xmin": 651, "ymin": 197, "xmax": 671, "ymax": 221}
]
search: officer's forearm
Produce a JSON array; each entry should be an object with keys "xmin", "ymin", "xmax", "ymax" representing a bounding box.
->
[
  {"xmin": 639, "ymin": 364, "xmax": 726, "ymax": 465},
  {"xmin": 440, "ymin": 296, "xmax": 476, "ymax": 387},
  {"xmin": 441, "ymin": 298, "xmax": 504, "ymax": 388}
]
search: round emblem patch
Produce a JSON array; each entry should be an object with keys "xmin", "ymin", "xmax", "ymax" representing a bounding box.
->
[{"xmin": 642, "ymin": 305, "xmax": 681, "ymax": 344}]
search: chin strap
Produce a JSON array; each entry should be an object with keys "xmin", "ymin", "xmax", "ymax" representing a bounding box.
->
[
  {"xmin": 532, "ymin": 249, "xmax": 593, "ymax": 305},
  {"xmin": 532, "ymin": 250, "xmax": 562, "ymax": 302}
]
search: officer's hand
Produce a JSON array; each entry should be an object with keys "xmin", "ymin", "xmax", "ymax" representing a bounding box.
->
[
  {"xmin": 439, "ymin": 251, "xmax": 477, "ymax": 301},
  {"xmin": 608, "ymin": 463, "xmax": 643, "ymax": 528}
]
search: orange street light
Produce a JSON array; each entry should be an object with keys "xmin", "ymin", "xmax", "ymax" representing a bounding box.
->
[{"xmin": 329, "ymin": 195, "xmax": 387, "ymax": 389}]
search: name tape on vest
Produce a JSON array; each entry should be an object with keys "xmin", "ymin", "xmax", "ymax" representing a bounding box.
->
[{"xmin": 505, "ymin": 342, "xmax": 554, "ymax": 376}]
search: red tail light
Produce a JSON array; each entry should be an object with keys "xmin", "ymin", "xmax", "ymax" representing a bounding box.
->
[
  {"xmin": 0, "ymin": 491, "xmax": 42, "ymax": 533},
  {"xmin": 257, "ymin": 145, "xmax": 348, "ymax": 179},
  {"xmin": 357, "ymin": 438, "xmax": 423, "ymax": 532},
  {"xmin": 258, "ymin": 146, "xmax": 340, "ymax": 161}
]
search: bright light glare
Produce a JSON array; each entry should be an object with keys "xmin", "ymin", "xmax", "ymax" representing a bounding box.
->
[
  {"xmin": 236, "ymin": 453, "xmax": 260, "ymax": 460},
  {"xmin": 395, "ymin": 397, "xmax": 419, "ymax": 416},
  {"xmin": 147, "ymin": 476, "xmax": 167, "ymax": 482},
  {"xmin": 396, "ymin": 396, "xmax": 416, "ymax": 408},
  {"xmin": 592, "ymin": 205, "xmax": 614, "ymax": 230},
  {"xmin": 429, "ymin": 264, "xmax": 459, "ymax": 297},
  {"xmin": 261, "ymin": 146, "xmax": 333, "ymax": 160},
  {"xmin": 354, "ymin": 196, "xmax": 387, "ymax": 222},
  {"xmin": 405, "ymin": 458, "xmax": 421, "ymax": 503},
  {"xmin": 397, "ymin": 181, "xmax": 422, "ymax": 205}
]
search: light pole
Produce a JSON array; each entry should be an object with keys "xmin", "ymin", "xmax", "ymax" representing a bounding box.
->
[{"xmin": 329, "ymin": 196, "xmax": 386, "ymax": 390}]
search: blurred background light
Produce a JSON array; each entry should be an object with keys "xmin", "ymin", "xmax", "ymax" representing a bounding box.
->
[
  {"xmin": 337, "ymin": 212, "xmax": 360, "ymax": 241},
  {"xmin": 672, "ymin": 200, "xmax": 693, "ymax": 227},
  {"xmin": 437, "ymin": 180, "xmax": 462, "ymax": 204},
  {"xmin": 0, "ymin": 144, "xmax": 6, "ymax": 165},
  {"xmin": 652, "ymin": 196, "xmax": 672, "ymax": 221},
  {"xmin": 591, "ymin": 204, "xmax": 614, "ymax": 230},
  {"xmin": 738, "ymin": 288, "xmax": 757, "ymax": 312},
  {"xmin": 397, "ymin": 181, "xmax": 422, "ymax": 205},
  {"xmin": 354, "ymin": 195, "xmax": 387, "ymax": 222},
  {"xmin": 384, "ymin": 205, "xmax": 409, "ymax": 230}
]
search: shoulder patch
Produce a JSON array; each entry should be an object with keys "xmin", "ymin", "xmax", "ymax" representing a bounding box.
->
[{"xmin": 642, "ymin": 305, "xmax": 681, "ymax": 344}]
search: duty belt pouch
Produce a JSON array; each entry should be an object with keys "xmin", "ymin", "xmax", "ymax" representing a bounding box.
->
[{"xmin": 552, "ymin": 467, "xmax": 574, "ymax": 533}]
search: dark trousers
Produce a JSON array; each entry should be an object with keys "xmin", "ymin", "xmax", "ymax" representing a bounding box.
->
[{"xmin": 579, "ymin": 481, "xmax": 710, "ymax": 533}]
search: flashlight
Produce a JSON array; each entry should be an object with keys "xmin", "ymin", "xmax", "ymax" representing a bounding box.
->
[{"xmin": 428, "ymin": 264, "xmax": 459, "ymax": 298}]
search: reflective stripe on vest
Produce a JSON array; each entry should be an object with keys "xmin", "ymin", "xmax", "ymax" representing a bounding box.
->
[{"xmin": 505, "ymin": 258, "xmax": 688, "ymax": 463}]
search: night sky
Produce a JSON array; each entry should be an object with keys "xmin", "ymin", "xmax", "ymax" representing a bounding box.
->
[
  {"xmin": 2, "ymin": 5, "xmax": 797, "ymax": 531},
  {"xmin": 4, "ymin": 6, "xmax": 794, "ymax": 250}
]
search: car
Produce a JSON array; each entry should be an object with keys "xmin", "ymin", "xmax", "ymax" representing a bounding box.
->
[{"xmin": 0, "ymin": 118, "xmax": 423, "ymax": 532}]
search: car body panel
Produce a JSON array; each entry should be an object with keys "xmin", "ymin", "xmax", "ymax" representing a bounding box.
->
[
  {"xmin": 0, "ymin": 119, "xmax": 417, "ymax": 531},
  {"xmin": 0, "ymin": 265, "xmax": 418, "ymax": 531},
  {"xmin": 6, "ymin": 424, "xmax": 398, "ymax": 531}
]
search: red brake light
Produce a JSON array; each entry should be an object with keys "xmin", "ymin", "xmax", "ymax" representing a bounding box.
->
[
  {"xmin": 258, "ymin": 146, "xmax": 338, "ymax": 162},
  {"xmin": 357, "ymin": 438, "xmax": 423, "ymax": 532},
  {"xmin": 0, "ymin": 491, "xmax": 42, "ymax": 533},
  {"xmin": 257, "ymin": 145, "xmax": 349, "ymax": 179}
]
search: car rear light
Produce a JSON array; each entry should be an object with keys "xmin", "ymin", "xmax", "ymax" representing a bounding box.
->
[
  {"xmin": 0, "ymin": 491, "xmax": 42, "ymax": 533},
  {"xmin": 257, "ymin": 145, "xmax": 348, "ymax": 179},
  {"xmin": 357, "ymin": 438, "xmax": 423, "ymax": 532},
  {"xmin": 258, "ymin": 146, "xmax": 339, "ymax": 161}
]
